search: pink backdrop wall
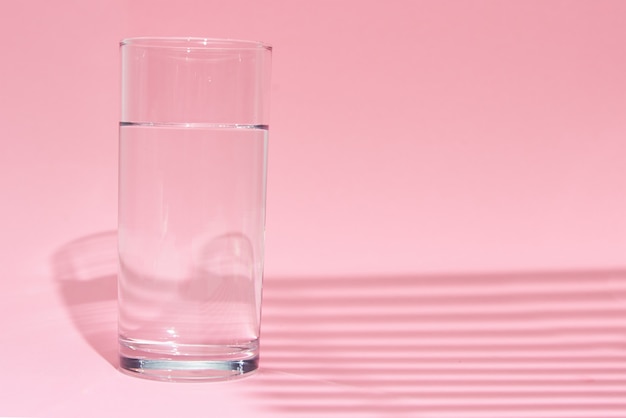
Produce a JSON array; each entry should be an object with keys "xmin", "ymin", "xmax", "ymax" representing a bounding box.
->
[{"xmin": 2, "ymin": 0, "xmax": 626, "ymax": 416}]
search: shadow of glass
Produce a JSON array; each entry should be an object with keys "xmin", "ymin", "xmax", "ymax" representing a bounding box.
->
[
  {"xmin": 248, "ymin": 270, "xmax": 626, "ymax": 417},
  {"xmin": 51, "ymin": 231, "xmax": 118, "ymax": 368}
]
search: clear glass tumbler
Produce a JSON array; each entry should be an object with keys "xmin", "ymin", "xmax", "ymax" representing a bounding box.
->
[{"xmin": 118, "ymin": 37, "xmax": 271, "ymax": 381}]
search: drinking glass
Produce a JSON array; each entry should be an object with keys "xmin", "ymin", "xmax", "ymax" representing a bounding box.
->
[{"xmin": 118, "ymin": 37, "xmax": 271, "ymax": 381}]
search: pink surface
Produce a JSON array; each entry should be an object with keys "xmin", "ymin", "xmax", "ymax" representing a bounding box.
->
[{"xmin": 2, "ymin": 0, "xmax": 626, "ymax": 416}]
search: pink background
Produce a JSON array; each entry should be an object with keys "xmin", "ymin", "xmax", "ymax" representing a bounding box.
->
[{"xmin": 2, "ymin": 0, "xmax": 626, "ymax": 416}]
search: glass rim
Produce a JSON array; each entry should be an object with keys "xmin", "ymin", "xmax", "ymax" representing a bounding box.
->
[{"xmin": 120, "ymin": 37, "xmax": 272, "ymax": 51}]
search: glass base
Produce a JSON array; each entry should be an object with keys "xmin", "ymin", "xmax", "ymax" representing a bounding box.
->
[
  {"xmin": 119, "ymin": 356, "xmax": 258, "ymax": 381},
  {"xmin": 118, "ymin": 338, "xmax": 259, "ymax": 382}
]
